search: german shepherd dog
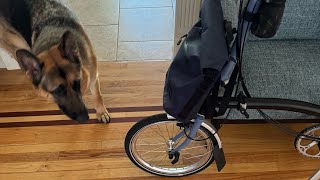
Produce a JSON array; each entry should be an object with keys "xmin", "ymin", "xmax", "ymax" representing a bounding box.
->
[{"xmin": 0, "ymin": 0, "xmax": 110, "ymax": 123}]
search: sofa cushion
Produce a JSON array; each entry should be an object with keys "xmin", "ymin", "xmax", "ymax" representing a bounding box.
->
[
  {"xmin": 221, "ymin": 0, "xmax": 239, "ymax": 28},
  {"xmin": 268, "ymin": 0, "xmax": 320, "ymax": 40},
  {"xmin": 228, "ymin": 39, "xmax": 320, "ymax": 119}
]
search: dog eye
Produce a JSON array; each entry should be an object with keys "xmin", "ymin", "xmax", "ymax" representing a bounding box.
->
[
  {"xmin": 72, "ymin": 80, "xmax": 81, "ymax": 92},
  {"xmin": 52, "ymin": 85, "xmax": 67, "ymax": 97}
]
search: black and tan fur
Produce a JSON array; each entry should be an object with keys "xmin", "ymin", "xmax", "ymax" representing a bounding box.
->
[{"xmin": 0, "ymin": 0, "xmax": 110, "ymax": 123}]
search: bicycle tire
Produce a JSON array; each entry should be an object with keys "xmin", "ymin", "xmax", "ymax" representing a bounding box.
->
[{"xmin": 124, "ymin": 113, "xmax": 217, "ymax": 177}]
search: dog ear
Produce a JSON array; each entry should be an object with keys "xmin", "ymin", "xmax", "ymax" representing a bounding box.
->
[
  {"xmin": 59, "ymin": 31, "xmax": 80, "ymax": 64},
  {"xmin": 16, "ymin": 49, "xmax": 43, "ymax": 86}
]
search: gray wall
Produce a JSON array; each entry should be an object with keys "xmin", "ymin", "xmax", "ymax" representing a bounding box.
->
[
  {"xmin": 63, "ymin": 0, "xmax": 120, "ymax": 61},
  {"xmin": 63, "ymin": 0, "xmax": 175, "ymax": 61}
]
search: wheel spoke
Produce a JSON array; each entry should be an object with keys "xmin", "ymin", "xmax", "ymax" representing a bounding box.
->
[
  {"xmin": 138, "ymin": 145, "xmax": 166, "ymax": 156},
  {"xmin": 150, "ymin": 126, "xmax": 167, "ymax": 141},
  {"xmin": 165, "ymin": 123, "xmax": 171, "ymax": 139},
  {"xmin": 183, "ymin": 150, "xmax": 212, "ymax": 160},
  {"xmin": 194, "ymin": 134, "xmax": 205, "ymax": 140},
  {"xmin": 138, "ymin": 139, "xmax": 164, "ymax": 145},
  {"xmin": 182, "ymin": 151, "xmax": 201, "ymax": 160},
  {"xmin": 180, "ymin": 145, "xmax": 208, "ymax": 151},
  {"xmin": 154, "ymin": 154, "xmax": 168, "ymax": 167},
  {"xmin": 156, "ymin": 124, "xmax": 167, "ymax": 141},
  {"xmin": 181, "ymin": 154, "xmax": 198, "ymax": 164},
  {"xmin": 137, "ymin": 143, "xmax": 166, "ymax": 146},
  {"xmin": 149, "ymin": 152, "xmax": 168, "ymax": 165},
  {"xmin": 172, "ymin": 123, "xmax": 175, "ymax": 140}
]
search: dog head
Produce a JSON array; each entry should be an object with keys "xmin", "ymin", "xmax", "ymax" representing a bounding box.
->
[{"xmin": 16, "ymin": 31, "xmax": 90, "ymax": 123}]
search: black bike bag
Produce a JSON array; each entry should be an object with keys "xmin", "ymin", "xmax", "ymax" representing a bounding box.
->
[
  {"xmin": 163, "ymin": 0, "xmax": 229, "ymax": 123},
  {"xmin": 251, "ymin": 0, "xmax": 286, "ymax": 38}
]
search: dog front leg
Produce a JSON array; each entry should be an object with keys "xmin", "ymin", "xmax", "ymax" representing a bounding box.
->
[
  {"xmin": 90, "ymin": 76, "xmax": 110, "ymax": 123},
  {"xmin": 0, "ymin": 18, "xmax": 30, "ymax": 60}
]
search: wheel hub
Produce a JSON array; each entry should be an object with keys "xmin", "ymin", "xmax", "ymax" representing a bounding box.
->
[{"xmin": 167, "ymin": 139, "xmax": 175, "ymax": 152}]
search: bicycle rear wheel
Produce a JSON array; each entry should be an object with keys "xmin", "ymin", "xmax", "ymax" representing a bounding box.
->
[{"xmin": 124, "ymin": 113, "xmax": 217, "ymax": 177}]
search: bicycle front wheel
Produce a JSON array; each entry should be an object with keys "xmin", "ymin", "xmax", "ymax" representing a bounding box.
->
[{"xmin": 124, "ymin": 113, "xmax": 217, "ymax": 177}]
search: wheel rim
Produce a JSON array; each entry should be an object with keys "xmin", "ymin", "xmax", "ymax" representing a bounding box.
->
[
  {"xmin": 296, "ymin": 126, "xmax": 320, "ymax": 159},
  {"xmin": 129, "ymin": 121, "xmax": 214, "ymax": 176}
]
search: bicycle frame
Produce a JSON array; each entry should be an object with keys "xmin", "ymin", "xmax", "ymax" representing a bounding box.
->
[
  {"xmin": 168, "ymin": 0, "xmax": 320, "ymax": 164},
  {"xmin": 167, "ymin": 0, "xmax": 263, "ymax": 158}
]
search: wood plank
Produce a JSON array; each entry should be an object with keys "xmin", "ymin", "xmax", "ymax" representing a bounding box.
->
[
  {"xmin": 0, "ymin": 141, "xmax": 102, "ymax": 154},
  {"xmin": 0, "ymin": 106, "xmax": 163, "ymax": 117},
  {"xmin": 0, "ymin": 168, "xmax": 151, "ymax": 180},
  {"xmin": 118, "ymin": 170, "xmax": 316, "ymax": 180},
  {"xmin": 0, "ymin": 111, "xmax": 163, "ymax": 123}
]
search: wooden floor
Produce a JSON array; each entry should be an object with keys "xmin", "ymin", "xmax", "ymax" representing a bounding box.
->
[{"xmin": 0, "ymin": 61, "xmax": 319, "ymax": 179}]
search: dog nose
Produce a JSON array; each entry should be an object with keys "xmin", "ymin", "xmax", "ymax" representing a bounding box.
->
[
  {"xmin": 71, "ymin": 112, "xmax": 89, "ymax": 123},
  {"xmin": 76, "ymin": 114, "xmax": 89, "ymax": 123},
  {"xmin": 70, "ymin": 112, "xmax": 78, "ymax": 120}
]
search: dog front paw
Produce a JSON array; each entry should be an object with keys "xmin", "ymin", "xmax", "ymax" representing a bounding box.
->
[{"xmin": 97, "ymin": 110, "xmax": 111, "ymax": 123}]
